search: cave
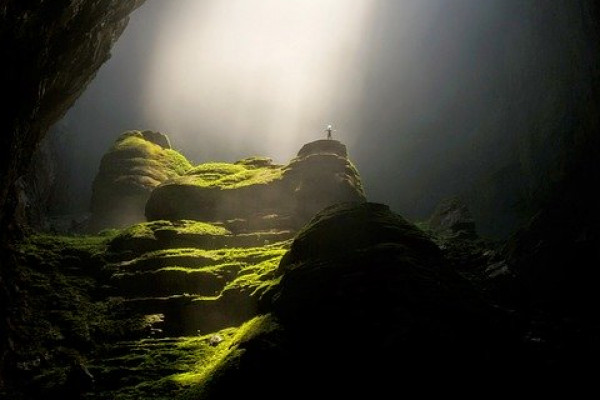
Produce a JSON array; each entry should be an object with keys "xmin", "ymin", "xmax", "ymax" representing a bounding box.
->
[{"xmin": 1, "ymin": 1, "xmax": 600, "ymax": 398}]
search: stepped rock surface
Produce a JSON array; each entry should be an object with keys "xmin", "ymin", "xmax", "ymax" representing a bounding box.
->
[
  {"xmin": 10, "ymin": 198, "xmax": 595, "ymax": 398},
  {"xmin": 6, "ymin": 139, "xmax": 368, "ymax": 397},
  {"xmin": 89, "ymin": 131, "xmax": 191, "ymax": 231},
  {"xmin": 145, "ymin": 139, "xmax": 366, "ymax": 229},
  {"xmin": 10, "ymin": 215, "xmax": 292, "ymax": 398}
]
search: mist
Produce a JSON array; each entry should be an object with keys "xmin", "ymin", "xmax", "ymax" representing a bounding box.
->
[{"xmin": 53, "ymin": 0, "xmax": 589, "ymax": 235}]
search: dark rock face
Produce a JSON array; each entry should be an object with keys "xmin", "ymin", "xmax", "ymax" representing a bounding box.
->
[
  {"xmin": 428, "ymin": 196, "xmax": 477, "ymax": 239},
  {"xmin": 507, "ymin": 202, "xmax": 600, "ymax": 316},
  {"xmin": 458, "ymin": 2, "xmax": 600, "ymax": 238},
  {"xmin": 145, "ymin": 139, "xmax": 366, "ymax": 228},
  {"xmin": 88, "ymin": 131, "xmax": 191, "ymax": 231},
  {"xmin": 268, "ymin": 203, "xmax": 503, "ymax": 349},
  {"xmin": 0, "ymin": 0, "xmax": 146, "ymax": 231},
  {"xmin": 0, "ymin": 1, "xmax": 145, "ymax": 391},
  {"xmin": 198, "ymin": 203, "xmax": 515, "ymax": 398}
]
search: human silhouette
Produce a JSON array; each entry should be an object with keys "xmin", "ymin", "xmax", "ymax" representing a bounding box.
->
[{"xmin": 325, "ymin": 124, "xmax": 335, "ymax": 140}]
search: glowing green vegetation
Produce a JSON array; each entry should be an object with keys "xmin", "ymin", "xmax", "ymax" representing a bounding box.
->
[
  {"xmin": 112, "ymin": 132, "xmax": 192, "ymax": 178},
  {"xmin": 121, "ymin": 244, "xmax": 287, "ymax": 270},
  {"xmin": 173, "ymin": 315, "xmax": 278, "ymax": 387},
  {"xmin": 89, "ymin": 316, "xmax": 279, "ymax": 399},
  {"xmin": 223, "ymin": 257, "xmax": 282, "ymax": 297},
  {"xmin": 88, "ymin": 327, "xmax": 237, "ymax": 399},
  {"xmin": 107, "ymin": 238, "xmax": 288, "ymax": 300},
  {"xmin": 18, "ymin": 231, "xmax": 117, "ymax": 260},
  {"xmin": 111, "ymin": 244, "xmax": 288, "ymax": 297},
  {"xmin": 113, "ymin": 220, "xmax": 231, "ymax": 241},
  {"xmin": 175, "ymin": 161, "xmax": 284, "ymax": 189}
]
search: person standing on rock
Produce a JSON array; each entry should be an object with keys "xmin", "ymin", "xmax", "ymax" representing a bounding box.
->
[{"xmin": 325, "ymin": 124, "xmax": 335, "ymax": 140}]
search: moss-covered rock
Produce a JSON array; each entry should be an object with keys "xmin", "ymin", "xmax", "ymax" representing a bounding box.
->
[
  {"xmin": 108, "ymin": 220, "xmax": 231, "ymax": 254},
  {"xmin": 194, "ymin": 203, "xmax": 518, "ymax": 398},
  {"xmin": 8, "ymin": 233, "xmax": 148, "ymax": 399},
  {"xmin": 107, "ymin": 239, "xmax": 289, "ymax": 336},
  {"xmin": 88, "ymin": 131, "xmax": 192, "ymax": 232},
  {"xmin": 145, "ymin": 139, "xmax": 365, "ymax": 228},
  {"xmin": 107, "ymin": 219, "xmax": 293, "ymax": 256}
]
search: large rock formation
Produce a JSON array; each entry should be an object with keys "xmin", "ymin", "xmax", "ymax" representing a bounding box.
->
[
  {"xmin": 145, "ymin": 139, "xmax": 366, "ymax": 229},
  {"xmin": 192, "ymin": 203, "xmax": 516, "ymax": 398},
  {"xmin": 88, "ymin": 130, "xmax": 191, "ymax": 231}
]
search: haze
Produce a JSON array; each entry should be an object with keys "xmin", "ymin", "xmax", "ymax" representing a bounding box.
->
[{"xmin": 54, "ymin": 0, "xmax": 583, "ymax": 235}]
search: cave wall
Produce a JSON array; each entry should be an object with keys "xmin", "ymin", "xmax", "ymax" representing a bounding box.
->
[
  {"xmin": 0, "ymin": 0, "xmax": 146, "ymax": 232},
  {"xmin": 466, "ymin": 0, "xmax": 600, "ymax": 237},
  {"xmin": 0, "ymin": 0, "xmax": 145, "ymax": 389}
]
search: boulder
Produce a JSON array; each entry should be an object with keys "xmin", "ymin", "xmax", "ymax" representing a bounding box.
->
[
  {"xmin": 428, "ymin": 196, "xmax": 477, "ymax": 239},
  {"xmin": 145, "ymin": 139, "xmax": 365, "ymax": 228},
  {"xmin": 88, "ymin": 131, "xmax": 191, "ymax": 231},
  {"xmin": 195, "ymin": 203, "xmax": 516, "ymax": 399},
  {"xmin": 268, "ymin": 202, "xmax": 492, "ymax": 338}
]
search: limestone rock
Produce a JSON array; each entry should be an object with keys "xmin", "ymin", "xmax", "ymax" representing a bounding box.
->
[
  {"xmin": 145, "ymin": 139, "xmax": 366, "ymax": 228},
  {"xmin": 296, "ymin": 139, "xmax": 347, "ymax": 158},
  {"xmin": 88, "ymin": 131, "xmax": 191, "ymax": 231},
  {"xmin": 428, "ymin": 196, "xmax": 477, "ymax": 239},
  {"xmin": 268, "ymin": 202, "xmax": 484, "ymax": 330},
  {"xmin": 196, "ymin": 203, "xmax": 515, "ymax": 398},
  {"xmin": 140, "ymin": 130, "xmax": 171, "ymax": 149}
]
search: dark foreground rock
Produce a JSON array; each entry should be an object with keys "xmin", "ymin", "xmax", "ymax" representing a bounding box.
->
[{"xmin": 192, "ymin": 203, "xmax": 518, "ymax": 398}]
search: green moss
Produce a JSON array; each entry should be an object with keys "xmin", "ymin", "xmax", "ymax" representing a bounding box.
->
[
  {"xmin": 109, "ymin": 132, "xmax": 192, "ymax": 180},
  {"xmin": 223, "ymin": 257, "xmax": 283, "ymax": 297},
  {"xmin": 18, "ymin": 232, "xmax": 117, "ymax": 260},
  {"xmin": 174, "ymin": 161, "xmax": 284, "ymax": 189},
  {"xmin": 164, "ymin": 149, "xmax": 193, "ymax": 176},
  {"xmin": 172, "ymin": 315, "xmax": 277, "ymax": 388},
  {"xmin": 115, "ymin": 220, "xmax": 231, "ymax": 241},
  {"xmin": 114, "ymin": 244, "xmax": 288, "ymax": 277},
  {"xmin": 89, "ymin": 317, "xmax": 278, "ymax": 400},
  {"xmin": 138, "ymin": 244, "xmax": 285, "ymax": 265},
  {"xmin": 88, "ymin": 328, "xmax": 237, "ymax": 399},
  {"xmin": 159, "ymin": 263, "xmax": 242, "ymax": 275}
]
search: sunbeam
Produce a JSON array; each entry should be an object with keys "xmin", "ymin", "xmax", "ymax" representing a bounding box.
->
[{"xmin": 142, "ymin": 0, "xmax": 376, "ymax": 163}]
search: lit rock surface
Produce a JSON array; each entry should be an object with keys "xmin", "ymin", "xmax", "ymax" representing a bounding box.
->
[
  {"xmin": 145, "ymin": 139, "xmax": 366, "ymax": 229},
  {"xmin": 89, "ymin": 131, "xmax": 191, "ymax": 231}
]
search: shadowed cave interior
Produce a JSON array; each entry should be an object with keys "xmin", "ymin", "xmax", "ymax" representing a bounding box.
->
[{"xmin": 1, "ymin": 1, "xmax": 600, "ymax": 398}]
